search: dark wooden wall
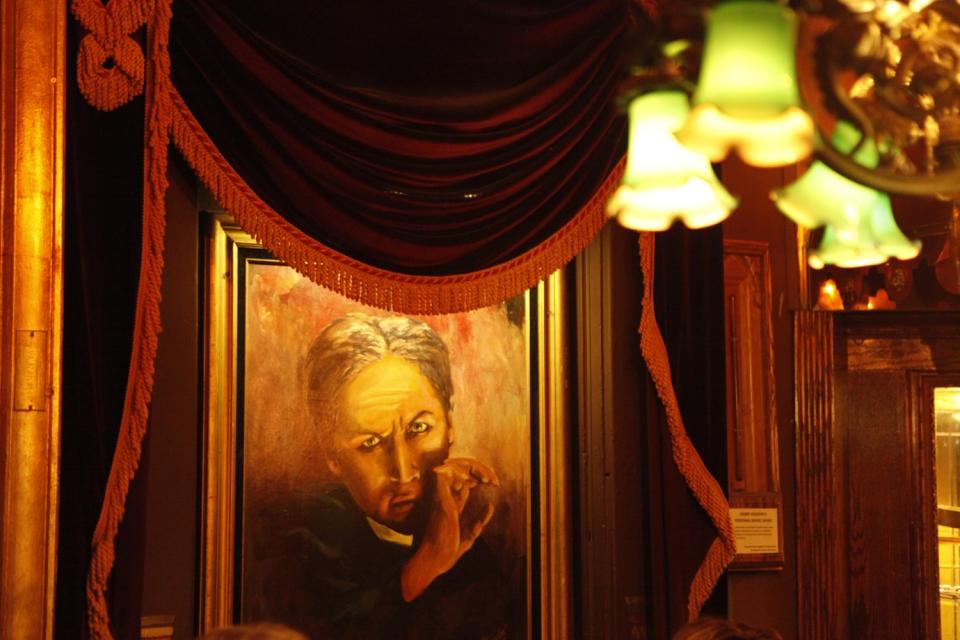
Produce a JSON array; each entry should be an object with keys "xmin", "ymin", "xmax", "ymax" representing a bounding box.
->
[
  {"xmin": 573, "ymin": 222, "xmax": 647, "ymax": 639},
  {"xmin": 139, "ymin": 153, "xmax": 201, "ymax": 640},
  {"xmin": 721, "ymin": 157, "xmax": 802, "ymax": 640},
  {"xmin": 796, "ymin": 311, "xmax": 960, "ymax": 640}
]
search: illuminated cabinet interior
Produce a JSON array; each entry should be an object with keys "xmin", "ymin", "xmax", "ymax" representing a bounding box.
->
[{"xmin": 939, "ymin": 387, "xmax": 960, "ymax": 640}]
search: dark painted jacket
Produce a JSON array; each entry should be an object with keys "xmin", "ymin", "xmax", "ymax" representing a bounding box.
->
[{"xmin": 245, "ymin": 484, "xmax": 513, "ymax": 640}]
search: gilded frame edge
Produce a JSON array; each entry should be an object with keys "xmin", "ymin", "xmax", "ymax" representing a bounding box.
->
[
  {"xmin": 198, "ymin": 214, "xmax": 572, "ymax": 638},
  {"xmin": 0, "ymin": 1, "xmax": 66, "ymax": 637}
]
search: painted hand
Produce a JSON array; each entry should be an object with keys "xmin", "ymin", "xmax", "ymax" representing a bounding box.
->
[{"xmin": 401, "ymin": 457, "xmax": 499, "ymax": 601}]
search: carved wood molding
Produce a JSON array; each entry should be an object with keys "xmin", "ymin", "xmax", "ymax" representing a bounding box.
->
[
  {"xmin": 794, "ymin": 311, "xmax": 840, "ymax": 640},
  {"xmin": 908, "ymin": 371, "xmax": 950, "ymax": 640},
  {"xmin": 843, "ymin": 311, "xmax": 960, "ymax": 371},
  {"xmin": 724, "ymin": 240, "xmax": 783, "ymax": 570},
  {"xmin": 724, "ymin": 240, "xmax": 780, "ymax": 493}
]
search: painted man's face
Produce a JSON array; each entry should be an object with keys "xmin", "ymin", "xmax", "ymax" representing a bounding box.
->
[{"xmin": 328, "ymin": 354, "xmax": 452, "ymax": 532}]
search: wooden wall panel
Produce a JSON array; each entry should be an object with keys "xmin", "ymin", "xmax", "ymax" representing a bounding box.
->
[
  {"xmin": 794, "ymin": 311, "xmax": 843, "ymax": 640},
  {"xmin": 837, "ymin": 370, "xmax": 914, "ymax": 639},
  {"xmin": 574, "ymin": 224, "xmax": 646, "ymax": 640},
  {"xmin": 910, "ymin": 372, "xmax": 946, "ymax": 640},
  {"xmin": 722, "ymin": 155, "xmax": 801, "ymax": 640},
  {"xmin": 796, "ymin": 311, "xmax": 960, "ymax": 640}
]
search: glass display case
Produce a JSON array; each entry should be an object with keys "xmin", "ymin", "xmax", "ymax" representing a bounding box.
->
[{"xmin": 936, "ymin": 387, "xmax": 960, "ymax": 639}]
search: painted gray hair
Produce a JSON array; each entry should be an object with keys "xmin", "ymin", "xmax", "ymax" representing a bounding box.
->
[{"xmin": 303, "ymin": 313, "xmax": 453, "ymax": 443}]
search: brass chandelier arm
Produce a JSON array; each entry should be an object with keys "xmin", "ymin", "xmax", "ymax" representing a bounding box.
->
[
  {"xmin": 801, "ymin": 3, "xmax": 960, "ymax": 199},
  {"xmin": 824, "ymin": 39, "xmax": 877, "ymax": 157},
  {"xmin": 816, "ymin": 138, "xmax": 960, "ymax": 197}
]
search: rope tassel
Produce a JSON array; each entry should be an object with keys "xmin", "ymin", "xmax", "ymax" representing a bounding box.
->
[
  {"xmin": 79, "ymin": 0, "xmax": 172, "ymax": 636},
  {"xmin": 637, "ymin": 232, "xmax": 737, "ymax": 620}
]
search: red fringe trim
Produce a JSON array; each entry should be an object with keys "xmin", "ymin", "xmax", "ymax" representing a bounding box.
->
[
  {"xmin": 169, "ymin": 83, "xmax": 623, "ymax": 315},
  {"xmin": 83, "ymin": 0, "xmax": 172, "ymax": 637},
  {"xmin": 637, "ymin": 232, "xmax": 737, "ymax": 621},
  {"xmin": 72, "ymin": 0, "xmax": 150, "ymax": 111},
  {"xmin": 76, "ymin": 0, "xmax": 622, "ymax": 634}
]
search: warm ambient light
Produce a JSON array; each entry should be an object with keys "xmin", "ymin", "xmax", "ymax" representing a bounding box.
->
[
  {"xmin": 807, "ymin": 204, "xmax": 921, "ymax": 269},
  {"xmin": 676, "ymin": 0, "xmax": 813, "ymax": 167},
  {"xmin": 806, "ymin": 201, "xmax": 922, "ymax": 269},
  {"xmin": 610, "ymin": 0, "xmax": 957, "ymax": 257},
  {"xmin": 774, "ymin": 121, "xmax": 920, "ymax": 269},
  {"xmin": 815, "ymin": 278, "xmax": 844, "ymax": 310},
  {"xmin": 867, "ymin": 288, "xmax": 896, "ymax": 310},
  {"xmin": 607, "ymin": 91, "xmax": 736, "ymax": 231}
]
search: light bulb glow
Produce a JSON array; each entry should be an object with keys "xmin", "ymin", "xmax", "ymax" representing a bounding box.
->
[
  {"xmin": 677, "ymin": 0, "xmax": 814, "ymax": 167},
  {"xmin": 807, "ymin": 194, "xmax": 920, "ymax": 269},
  {"xmin": 774, "ymin": 121, "xmax": 920, "ymax": 269},
  {"xmin": 815, "ymin": 278, "xmax": 844, "ymax": 310},
  {"xmin": 608, "ymin": 91, "xmax": 737, "ymax": 231},
  {"xmin": 679, "ymin": 104, "xmax": 814, "ymax": 167},
  {"xmin": 772, "ymin": 122, "xmax": 883, "ymax": 229},
  {"xmin": 608, "ymin": 178, "xmax": 735, "ymax": 231}
]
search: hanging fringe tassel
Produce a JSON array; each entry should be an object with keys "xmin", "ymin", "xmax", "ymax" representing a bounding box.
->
[
  {"xmin": 74, "ymin": 0, "xmax": 623, "ymax": 630},
  {"xmin": 637, "ymin": 232, "xmax": 737, "ymax": 621},
  {"xmin": 72, "ymin": 0, "xmax": 152, "ymax": 111},
  {"xmin": 84, "ymin": 0, "xmax": 173, "ymax": 637},
  {"xmin": 169, "ymin": 83, "xmax": 623, "ymax": 315}
]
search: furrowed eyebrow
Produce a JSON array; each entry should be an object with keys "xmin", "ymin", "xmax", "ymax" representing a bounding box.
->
[
  {"xmin": 407, "ymin": 411, "xmax": 435, "ymax": 424},
  {"xmin": 345, "ymin": 425, "xmax": 394, "ymax": 440}
]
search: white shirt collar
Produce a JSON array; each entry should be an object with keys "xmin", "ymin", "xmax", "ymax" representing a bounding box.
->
[{"xmin": 366, "ymin": 516, "xmax": 414, "ymax": 547}]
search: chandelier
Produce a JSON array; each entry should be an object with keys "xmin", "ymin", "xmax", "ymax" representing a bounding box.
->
[{"xmin": 609, "ymin": 0, "xmax": 960, "ymax": 270}]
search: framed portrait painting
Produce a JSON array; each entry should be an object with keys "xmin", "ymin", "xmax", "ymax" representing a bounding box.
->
[{"xmin": 198, "ymin": 215, "xmax": 571, "ymax": 640}]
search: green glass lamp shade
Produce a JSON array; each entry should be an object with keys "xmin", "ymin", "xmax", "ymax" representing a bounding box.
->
[
  {"xmin": 677, "ymin": 0, "xmax": 813, "ymax": 167},
  {"xmin": 807, "ymin": 194, "xmax": 921, "ymax": 269},
  {"xmin": 607, "ymin": 91, "xmax": 737, "ymax": 231},
  {"xmin": 775, "ymin": 122, "xmax": 920, "ymax": 268},
  {"xmin": 772, "ymin": 122, "xmax": 881, "ymax": 229}
]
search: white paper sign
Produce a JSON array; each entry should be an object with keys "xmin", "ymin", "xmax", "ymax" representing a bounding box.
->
[{"xmin": 730, "ymin": 507, "xmax": 780, "ymax": 555}]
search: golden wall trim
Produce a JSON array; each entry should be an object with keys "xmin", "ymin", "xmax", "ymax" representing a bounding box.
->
[
  {"xmin": 537, "ymin": 271, "xmax": 572, "ymax": 640},
  {"xmin": 0, "ymin": 0, "xmax": 65, "ymax": 638},
  {"xmin": 198, "ymin": 216, "xmax": 250, "ymax": 630}
]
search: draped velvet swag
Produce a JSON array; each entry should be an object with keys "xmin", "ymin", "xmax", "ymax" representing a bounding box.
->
[
  {"xmin": 68, "ymin": 0, "xmax": 730, "ymax": 637},
  {"xmin": 76, "ymin": 0, "xmax": 629, "ymax": 311}
]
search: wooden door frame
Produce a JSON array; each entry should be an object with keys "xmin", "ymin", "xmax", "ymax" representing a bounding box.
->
[
  {"xmin": 794, "ymin": 310, "xmax": 842, "ymax": 640},
  {"xmin": 795, "ymin": 311, "xmax": 960, "ymax": 640},
  {"xmin": 911, "ymin": 370, "xmax": 960, "ymax": 640}
]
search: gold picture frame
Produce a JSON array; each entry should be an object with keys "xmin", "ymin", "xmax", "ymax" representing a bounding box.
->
[
  {"xmin": 198, "ymin": 214, "xmax": 571, "ymax": 639},
  {"xmin": 0, "ymin": 2, "xmax": 65, "ymax": 637}
]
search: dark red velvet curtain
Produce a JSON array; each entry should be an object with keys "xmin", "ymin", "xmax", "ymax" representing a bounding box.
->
[
  {"xmin": 62, "ymin": 1, "xmax": 631, "ymax": 635},
  {"xmin": 645, "ymin": 225, "xmax": 728, "ymax": 636},
  {"xmin": 58, "ymin": 18, "xmax": 148, "ymax": 639},
  {"xmin": 169, "ymin": 0, "xmax": 627, "ymax": 274}
]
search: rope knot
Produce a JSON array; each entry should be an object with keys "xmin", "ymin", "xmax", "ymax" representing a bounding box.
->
[{"xmin": 72, "ymin": 0, "xmax": 151, "ymax": 110}]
